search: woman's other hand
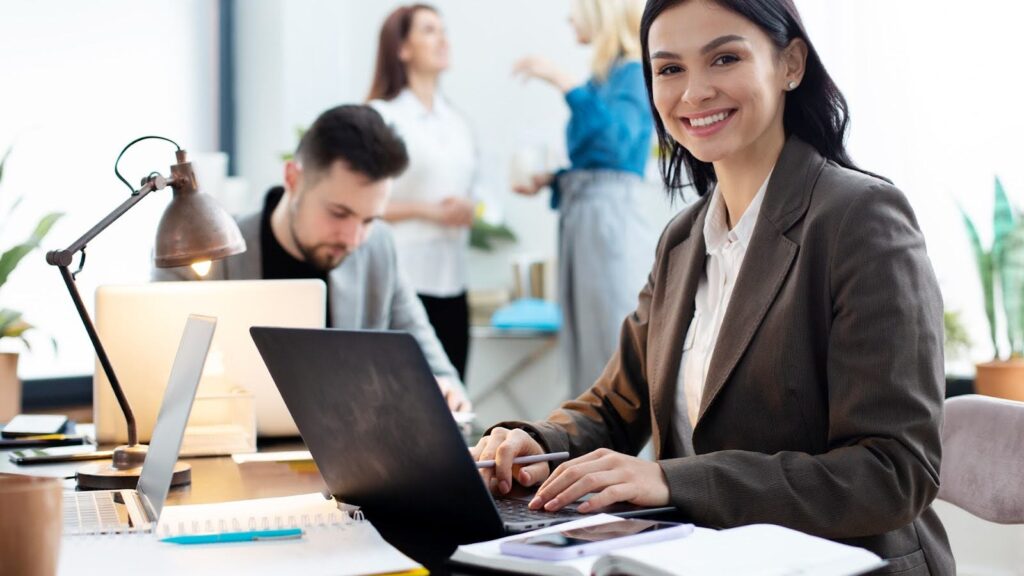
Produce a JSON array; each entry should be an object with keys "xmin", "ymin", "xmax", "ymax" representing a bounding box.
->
[
  {"xmin": 436, "ymin": 376, "xmax": 472, "ymax": 412},
  {"xmin": 528, "ymin": 448, "xmax": 671, "ymax": 513},
  {"xmin": 431, "ymin": 197, "xmax": 475, "ymax": 227},
  {"xmin": 513, "ymin": 172, "xmax": 554, "ymax": 196},
  {"xmin": 470, "ymin": 427, "xmax": 550, "ymax": 495},
  {"xmin": 513, "ymin": 56, "xmax": 575, "ymax": 93}
]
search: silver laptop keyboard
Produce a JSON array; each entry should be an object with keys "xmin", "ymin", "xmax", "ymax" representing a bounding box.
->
[
  {"xmin": 64, "ymin": 491, "xmax": 130, "ymax": 533},
  {"xmin": 495, "ymin": 498, "xmax": 581, "ymax": 523}
]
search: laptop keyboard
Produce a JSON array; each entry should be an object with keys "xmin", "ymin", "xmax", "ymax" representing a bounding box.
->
[
  {"xmin": 495, "ymin": 497, "xmax": 581, "ymax": 523},
  {"xmin": 64, "ymin": 491, "xmax": 130, "ymax": 533}
]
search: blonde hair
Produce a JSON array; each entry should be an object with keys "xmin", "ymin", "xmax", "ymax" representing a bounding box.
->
[{"xmin": 571, "ymin": 0, "xmax": 643, "ymax": 81}]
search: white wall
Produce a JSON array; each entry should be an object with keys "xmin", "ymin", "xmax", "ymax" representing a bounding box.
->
[
  {"xmin": 796, "ymin": 0, "xmax": 1024, "ymax": 369},
  {"xmin": 0, "ymin": 0, "xmax": 219, "ymax": 378}
]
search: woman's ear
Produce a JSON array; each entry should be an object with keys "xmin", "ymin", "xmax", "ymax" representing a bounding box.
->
[{"xmin": 782, "ymin": 38, "xmax": 808, "ymax": 90}]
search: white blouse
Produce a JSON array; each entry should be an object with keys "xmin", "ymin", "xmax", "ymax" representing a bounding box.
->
[
  {"xmin": 370, "ymin": 89, "xmax": 478, "ymax": 297},
  {"xmin": 673, "ymin": 171, "xmax": 772, "ymax": 453}
]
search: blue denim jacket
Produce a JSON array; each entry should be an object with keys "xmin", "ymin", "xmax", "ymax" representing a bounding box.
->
[{"xmin": 551, "ymin": 59, "xmax": 653, "ymax": 209}]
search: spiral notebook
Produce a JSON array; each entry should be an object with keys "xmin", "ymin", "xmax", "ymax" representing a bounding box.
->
[{"xmin": 59, "ymin": 493, "xmax": 423, "ymax": 576}]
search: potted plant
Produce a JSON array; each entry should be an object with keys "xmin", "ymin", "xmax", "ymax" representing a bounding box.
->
[
  {"xmin": 0, "ymin": 146, "xmax": 63, "ymax": 420},
  {"xmin": 960, "ymin": 176, "xmax": 1024, "ymax": 401}
]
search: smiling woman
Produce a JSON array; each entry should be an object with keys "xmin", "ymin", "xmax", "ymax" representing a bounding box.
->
[
  {"xmin": 645, "ymin": 0, "xmax": 858, "ymax": 203},
  {"xmin": 472, "ymin": 1, "xmax": 954, "ymax": 574}
]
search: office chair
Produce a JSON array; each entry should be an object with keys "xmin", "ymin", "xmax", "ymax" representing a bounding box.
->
[{"xmin": 938, "ymin": 394, "xmax": 1024, "ymax": 524}]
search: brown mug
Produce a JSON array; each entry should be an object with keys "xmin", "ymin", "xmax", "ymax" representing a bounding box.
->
[{"xmin": 0, "ymin": 473, "xmax": 62, "ymax": 576}]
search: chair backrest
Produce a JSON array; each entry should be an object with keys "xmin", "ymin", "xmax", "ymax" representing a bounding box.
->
[{"xmin": 938, "ymin": 394, "xmax": 1024, "ymax": 524}]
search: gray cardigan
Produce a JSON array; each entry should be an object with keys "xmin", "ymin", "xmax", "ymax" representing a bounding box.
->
[{"xmin": 152, "ymin": 211, "xmax": 463, "ymax": 387}]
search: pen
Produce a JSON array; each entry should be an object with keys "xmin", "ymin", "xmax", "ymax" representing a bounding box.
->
[
  {"xmin": 475, "ymin": 451, "xmax": 570, "ymax": 469},
  {"xmin": 160, "ymin": 528, "xmax": 304, "ymax": 545}
]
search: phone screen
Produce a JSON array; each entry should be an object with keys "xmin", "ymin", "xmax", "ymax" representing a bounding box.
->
[{"xmin": 518, "ymin": 519, "xmax": 678, "ymax": 548}]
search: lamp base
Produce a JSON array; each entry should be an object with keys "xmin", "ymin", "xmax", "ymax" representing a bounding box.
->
[
  {"xmin": 76, "ymin": 461, "xmax": 191, "ymax": 491},
  {"xmin": 74, "ymin": 444, "xmax": 191, "ymax": 490}
]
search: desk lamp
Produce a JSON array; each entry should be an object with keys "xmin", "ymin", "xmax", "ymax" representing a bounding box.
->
[{"xmin": 45, "ymin": 136, "xmax": 245, "ymax": 489}]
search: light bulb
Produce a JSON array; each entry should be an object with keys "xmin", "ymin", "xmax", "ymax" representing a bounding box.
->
[{"xmin": 191, "ymin": 260, "xmax": 212, "ymax": 277}]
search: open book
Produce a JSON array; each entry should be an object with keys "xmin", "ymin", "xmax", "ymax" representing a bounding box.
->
[
  {"xmin": 60, "ymin": 493, "xmax": 423, "ymax": 576},
  {"xmin": 451, "ymin": 514, "xmax": 886, "ymax": 576}
]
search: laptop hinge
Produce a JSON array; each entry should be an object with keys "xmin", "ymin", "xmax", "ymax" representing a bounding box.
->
[{"xmin": 125, "ymin": 491, "xmax": 157, "ymax": 531}]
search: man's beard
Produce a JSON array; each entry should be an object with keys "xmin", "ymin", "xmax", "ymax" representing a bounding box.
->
[
  {"xmin": 297, "ymin": 242, "xmax": 349, "ymax": 271},
  {"xmin": 288, "ymin": 214, "xmax": 349, "ymax": 271}
]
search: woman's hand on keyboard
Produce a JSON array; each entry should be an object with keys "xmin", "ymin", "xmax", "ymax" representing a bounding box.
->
[
  {"xmin": 527, "ymin": 448, "xmax": 671, "ymax": 513},
  {"xmin": 471, "ymin": 427, "xmax": 548, "ymax": 495}
]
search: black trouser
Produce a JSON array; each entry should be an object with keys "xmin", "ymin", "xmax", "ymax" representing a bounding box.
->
[{"xmin": 417, "ymin": 291, "xmax": 470, "ymax": 383}]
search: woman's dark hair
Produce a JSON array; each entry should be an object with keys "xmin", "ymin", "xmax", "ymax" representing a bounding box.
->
[
  {"xmin": 296, "ymin": 105, "xmax": 409, "ymax": 182},
  {"xmin": 366, "ymin": 4, "xmax": 439, "ymax": 102},
  {"xmin": 640, "ymin": 0, "xmax": 858, "ymax": 198}
]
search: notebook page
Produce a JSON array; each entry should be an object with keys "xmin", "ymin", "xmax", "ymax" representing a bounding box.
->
[
  {"xmin": 596, "ymin": 523, "xmax": 886, "ymax": 576},
  {"xmin": 156, "ymin": 492, "xmax": 348, "ymax": 536}
]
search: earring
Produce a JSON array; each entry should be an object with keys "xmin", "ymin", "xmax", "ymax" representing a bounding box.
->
[{"xmin": 787, "ymin": 81, "xmax": 798, "ymax": 91}]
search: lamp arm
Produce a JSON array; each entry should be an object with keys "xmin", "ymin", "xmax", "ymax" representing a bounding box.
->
[
  {"xmin": 48, "ymin": 176, "xmax": 168, "ymax": 264},
  {"xmin": 44, "ymin": 174, "xmax": 170, "ymax": 448}
]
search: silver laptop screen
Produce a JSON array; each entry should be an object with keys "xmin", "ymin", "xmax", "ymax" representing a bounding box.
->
[{"xmin": 136, "ymin": 314, "xmax": 216, "ymax": 519}]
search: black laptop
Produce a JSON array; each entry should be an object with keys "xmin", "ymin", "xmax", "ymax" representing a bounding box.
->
[{"xmin": 250, "ymin": 327, "xmax": 673, "ymax": 545}]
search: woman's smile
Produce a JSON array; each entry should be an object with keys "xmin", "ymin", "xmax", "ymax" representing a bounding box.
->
[{"xmin": 681, "ymin": 108, "xmax": 737, "ymax": 137}]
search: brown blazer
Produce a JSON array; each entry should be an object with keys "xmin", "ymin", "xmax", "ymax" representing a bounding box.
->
[{"xmin": 500, "ymin": 137, "xmax": 955, "ymax": 575}]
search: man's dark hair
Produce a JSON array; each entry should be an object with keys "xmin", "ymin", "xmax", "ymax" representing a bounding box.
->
[{"xmin": 295, "ymin": 104, "xmax": 409, "ymax": 181}]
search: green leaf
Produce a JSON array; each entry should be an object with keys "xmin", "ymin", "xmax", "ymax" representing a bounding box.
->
[
  {"xmin": 0, "ymin": 211, "xmax": 63, "ymax": 289},
  {"xmin": 943, "ymin": 310, "xmax": 971, "ymax": 360},
  {"xmin": 0, "ymin": 309, "xmax": 24, "ymax": 336},
  {"xmin": 1001, "ymin": 225, "xmax": 1024, "ymax": 357},
  {"xmin": 30, "ymin": 211, "xmax": 63, "ymax": 243},
  {"xmin": 959, "ymin": 205, "xmax": 999, "ymax": 356},
  {"xmin": 5, "ymin": 195, "xmax": 23, "ymax": 220},
  {"xmin": 4, "ymin": 319, "xmax": 30, "ymax": 338},
  {"xmin": 0, "ymin": 145, "xmax": 11, "ymax": 186},
  {"xmin": 0, "ymin": 243, "xmax": 36, "ymax": 290},
  {"xmin": 993, "ymin": 176, "xmax": 1014, "ymax": 262},
  {"xmin": 469, "ymin": 219, "xmax": 517, "ymax": 252}
]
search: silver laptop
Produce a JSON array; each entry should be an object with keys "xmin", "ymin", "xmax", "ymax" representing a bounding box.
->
[{"xmin": 64, "ymin": 315, "xmax": 216, "ymax": 535}]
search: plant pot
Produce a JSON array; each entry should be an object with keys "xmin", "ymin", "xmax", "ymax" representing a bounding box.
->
[
  {"xmin": 0, "ymin": 352, "xmax": 20, "ymax": 422},
  {"xmin": 974, "ymin": 360, "xmax": 1024, "ymax": 402}
]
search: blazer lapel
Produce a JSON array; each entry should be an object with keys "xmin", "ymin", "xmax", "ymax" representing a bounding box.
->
[
  {"xmin": 650, "ymin": 200, "xmax": 709, "ymax": 457},
  {"xmin": 696, "ymin": 137, "xmax": 824, "ymax": 424}
]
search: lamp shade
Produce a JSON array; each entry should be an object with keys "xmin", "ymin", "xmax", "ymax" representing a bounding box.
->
[{"xmin": 154, "ymin": 190, "xmax": 246, "ymax": 268}]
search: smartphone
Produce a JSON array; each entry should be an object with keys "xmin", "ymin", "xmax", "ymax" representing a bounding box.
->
[
  {"xmin": 499, "ymin": 519, "xmax": 694, "ymax": 561},
  {"xmin": 8, "ymin": 445, "xmax": 114, "ymax": 465},
  {"xmin": 1, "ymin": 414, "xmax": 69, "ymax": 437}
]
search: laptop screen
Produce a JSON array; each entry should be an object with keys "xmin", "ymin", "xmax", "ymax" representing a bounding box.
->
[{"xmin": 136, "ymin": 314, "xmax": 216, "ymax": 520}]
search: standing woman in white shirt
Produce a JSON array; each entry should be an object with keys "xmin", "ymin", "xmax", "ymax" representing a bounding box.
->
[{"xmin": 368, "ymin": 4, "xmax": 477, "ymax": 381}]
